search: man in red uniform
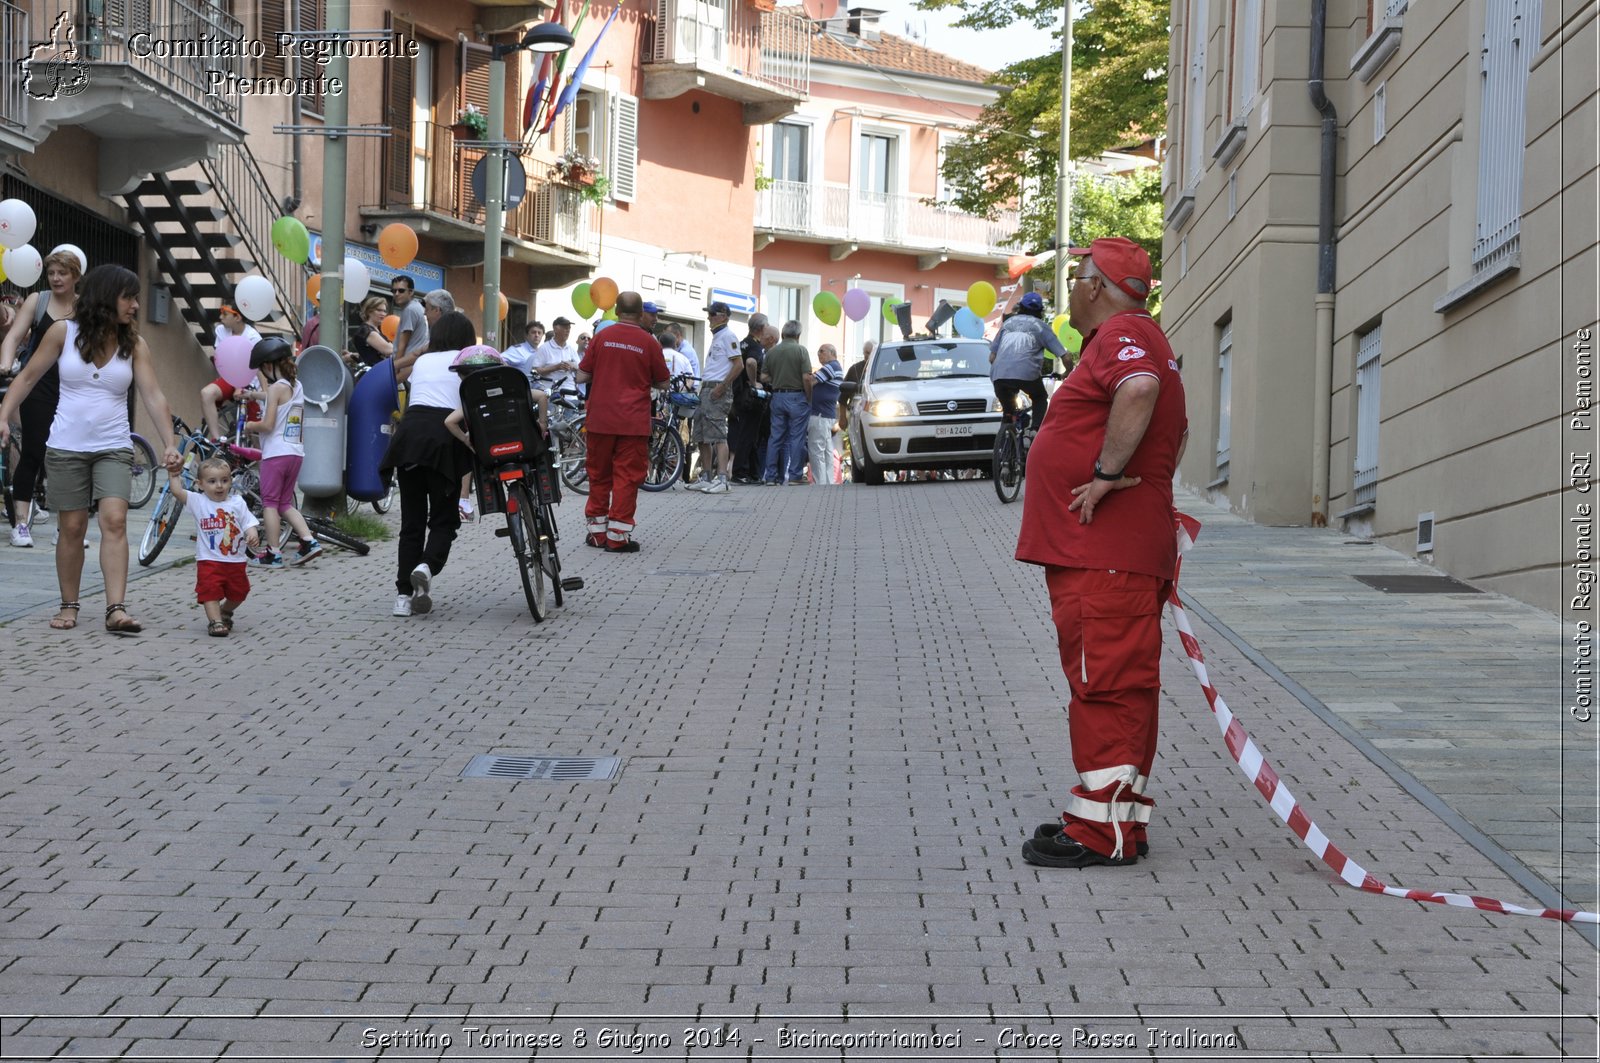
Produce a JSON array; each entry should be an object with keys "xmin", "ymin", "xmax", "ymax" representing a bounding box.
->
[
  {"xmin": 1016, "ymin": 237, "xmax": 1188, "ymax": 868},
  {"xmin": 575, "ymin": 291, "xmax": 669, "ymax": 553}
]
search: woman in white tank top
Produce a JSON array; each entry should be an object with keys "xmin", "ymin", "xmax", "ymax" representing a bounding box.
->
[{"xmin": 0, "ymin": 265, "xmax": 181, "ymax": 634}]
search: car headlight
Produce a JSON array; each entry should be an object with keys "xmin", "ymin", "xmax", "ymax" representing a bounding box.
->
[
  {"xmin": 868, "ymin": 398, "xmax": 912, "ymax": 418},
  {"xmin": 990, "ymin": 397, "xmax": 1004, "ymax": 413}
]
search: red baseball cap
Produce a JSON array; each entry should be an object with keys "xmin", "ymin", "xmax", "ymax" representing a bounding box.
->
[{"xmin": 1068, "ymin": 237, "xmax": 1152, "ymax": 302}]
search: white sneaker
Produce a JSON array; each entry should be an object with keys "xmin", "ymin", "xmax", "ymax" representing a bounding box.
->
[
  {"xmin": 684, "ymin": 477, "xmax": 710, "ymax": 492},
  {"xmin": 29, "ymin": 503, "xmax": 50, "ymax": 525},
  {"xmin": 703, "ymin": 478, "xmax": 729, "ymax": 494},
  {"xmin": 409, "ymin": 563, "xmax": 433, "ymax": 614},
  {"xmin": 458, "ymin": 499, "xmax": 476, "ymax": 522},
  {"xmin": 10, "ymin": 524, "xmax": 32, "ymax": 547},
  {"xmin": 392, "ymin": 594, "xmax": 413, "ymax": 617}
]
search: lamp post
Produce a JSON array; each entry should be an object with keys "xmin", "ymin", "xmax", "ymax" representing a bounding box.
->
[
  {"xmin": 482, "ymin": 22, "xmax": 576, "ymax": 340},
  {"xmin": 1053, "ymin": 0, "xmax": 1073, "ymax": 306}
]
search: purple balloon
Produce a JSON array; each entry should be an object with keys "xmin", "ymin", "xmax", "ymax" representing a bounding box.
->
[
  {"xmin": 215, "ymin": 334, "xmax": 257, "ymax": 388},
  {"xmin": 842, "ymin": 287, "xmax": 871, "ymax": 322}
]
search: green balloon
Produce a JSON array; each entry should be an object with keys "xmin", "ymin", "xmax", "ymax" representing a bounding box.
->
[
  {"xmin": 881, "ymin": 298, "xmax": 898, "ymax": 323},
  {"xmin": 270, "ymin": 216, "xmax": 310, "ymax": 263},
  {"xmin": 813, "ymin": 290, "xmax": 842, "ymax": 326},
  {"xmin": 603, "ymin": 306, "xmax": 617, "ymax": 321},
  {"xmin": 1057, "ymin": 321, "xmax": 1083, "ymax": 354},
  {"xmin": 572, "ymin": 282, "xmax": 595, "ymax": 318}
]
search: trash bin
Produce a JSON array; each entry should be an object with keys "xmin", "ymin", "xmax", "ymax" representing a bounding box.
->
[
  {"xmin": 346, "ymin": 357, "xmax": 399, "ymax": 501},
  {"xmin": 296, "ymin": 344, "xmax": 351, "ymax": 497}
]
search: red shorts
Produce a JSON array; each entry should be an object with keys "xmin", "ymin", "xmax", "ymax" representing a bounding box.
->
[
  {"xmin": 209, "ymin": 378, "xmax": 263, "ymax": 423},
  {"xmin": 195, "ymin": 560, "xmax": 251, "ymax": 604}
]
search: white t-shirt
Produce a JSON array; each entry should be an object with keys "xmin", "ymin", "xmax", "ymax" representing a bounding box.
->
[
  {"xmin": 213, "ymin": 323, "xmax": 263, "ymax": 350},
  {"xmin": 665, "ymin": 348, "xmax": 695, "ymax": 385},
  {"xmin": 261, "ymin": 379, "xmax": 305, "ymax": 460},
  {"xmin": 408, "ymin": 350, "xmax": 463, "ymax": 410},
  {"xmin": 529, "ymin": 338, "xmax": 579, "ymax": 392},
  {"xmin": 184, "ymin": 491, "xmax": 258, "ymax": 563},
  {"xmin": 701, "ymin": 325, "xmax": 739, "ymax": 387},
  {"xmin": 677, "ymin": 340, "xmax": 701, "ymax": 379}
]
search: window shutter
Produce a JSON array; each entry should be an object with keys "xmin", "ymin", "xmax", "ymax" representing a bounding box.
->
[
  {"xmin": 1353, "ymin": 325, "xmax": 1382, "ymax": 505},
  {"xmin": 1473, "ymin": 0, "xmax": 1540, "ymax": 273},
  {"xmin": 1184, "ymin": 0, "xmax": 1206, "ymax": 185},
  {"xmin": 459, "ymin": 41, "xmax": 493, "ymax": 120},
  {"xmin": 610, "ymin": 93, "xmax": 639, "ymax": 203},
  {"xmin": 259, "ymin": 0, "xmax": 286, "ymax": 79},
  {"xmin": 384, "ymin": 15, "xmax": 414, "ymax": 202},
  {"xmin": 564, "ymin": 104, "xmax": 578, "ymax": 156},
  {"xmin": 298, "ymin": 0, "xmax": 326, "ymax": 115}
]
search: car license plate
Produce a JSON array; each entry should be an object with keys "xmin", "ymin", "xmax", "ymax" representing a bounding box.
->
[{"xmin": 934, "ymin": 424, "xmax": 973, "ymax": 437}]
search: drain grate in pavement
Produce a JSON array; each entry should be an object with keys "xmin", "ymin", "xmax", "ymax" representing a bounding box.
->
[
  {"xmin": 460, "ymin": 755, "xmax": 621, "ymax": 781},
  {"xmin": 1353, "ymin": 573, "xmax": 1482, "ymax": 594}
]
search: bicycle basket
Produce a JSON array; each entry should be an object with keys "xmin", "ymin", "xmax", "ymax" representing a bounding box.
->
[{"xmin": 458, "ymin": 365, "xmax": 540, "ymax": 468}]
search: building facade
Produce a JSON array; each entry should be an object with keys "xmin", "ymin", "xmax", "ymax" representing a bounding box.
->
[{"xmin": 1160, "ymin": 0, "xmax": 1596, "ymax": 613}]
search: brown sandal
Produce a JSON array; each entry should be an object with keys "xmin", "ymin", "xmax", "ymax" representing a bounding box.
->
[
  {"xmin": 220, "ymin": 607, "xmax": 235, "ymax": 632},
  {"xmin": 207, "ymin": 620, "xmax": 230, "ymax": 637},
  {"xmin": 104, "ymin": 603, "xmax": 142, "ymax": 636},
  {"xmin": 49, "ymin": 602, "xmax": 80, "ymax": 630}
]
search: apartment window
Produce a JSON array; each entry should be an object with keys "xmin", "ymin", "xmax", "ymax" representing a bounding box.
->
[
  {"xmin": 298, "ymin": 0, "xmax": 327, "ymax": 116},
  {"xmin": 1183, "ymin": 0, "xmax": 1207, "ymax": 187},
  {"xmin": 859, "ymin": 132, "xmax": 897, "ymax": 196},
  {"xmin": 1216, "ymin": 320, "xmax": 1233, "ymax": 479},
  {"xmin": 258, "ymin": 1, "xmax": 286, "ymax": 79},
  {"xmin": 1231, "ymin": 0, "xmax": 1261, "ymax": 118},
  {"xmin": 1353, "ymin": 325, "xmax": 1382, "ymax": 506},
  {"xmin": 936, "ymin": 132, "xmax": 959, "ymax": 205},
  {"xmin": 772, "ymin": 121, "xmax": 809, "ymax": 183},
  {"xmin": 760, "ymin": 271, "xmax": 819, "ymax": 346},
  {"xmin": 1374, "ymin": 81, "xmax": 1387, "ymax": 143},
  {"xmin": 1474, "ymin": 0, "xmax": 1541, "ymax": 274},
  {"xmin": 565, "ymin": 89, "xmax": 638, "ymax": 203}
]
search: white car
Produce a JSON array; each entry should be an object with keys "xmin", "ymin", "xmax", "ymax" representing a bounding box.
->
[{"xmin": 844, "ymin": 339, "xmax": 1003, "ymax": 484}]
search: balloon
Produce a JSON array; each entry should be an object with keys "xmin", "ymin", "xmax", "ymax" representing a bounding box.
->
[
  {"xmin": 344, "ymin": 256, "xmax": 370, "ymax": 302},
  {"xmin": 967, "ymin": 281, "xmax": 997, "ymax": 317},
  {"xmin": 270, "ymin": 216, "xmax": 310, "ymax": 262},
  {"xmin": 215, "ymin": 334, "xmax": 257, "ymax": 388},
  {"xmin": 478, "ymin": 290, "xmax": 509, "ymax": 321},
  {"xmin": 882, "ymin": 298, "xmax": 898, "ymax": 324},
  {"xmin": 48, "ymin": 243, "xmax": 87, "ymax": 274},
  {"xmin": 812, "ymin": 290, "xmax": 842, "ymax": 326},
  {"xmin": 377, "ymin": 222, "xmax": 418, "ymax": 269},
  {"xmin": 380, "ymin": 314, "xmax": 399, "ymax": 341},
  {"xmin": 841, "ymin": 288, "xmax": 870, "ymax": 322},
  {"xmin": 594, "ymin": 319, "xmax": 614, "ymax": 333},
  {"xmin": 571, "ymin": 282, "xmax": 595, "ymax": 318},
  {"xmin": 234, "ymin": 275, "xmax": 275, "ymax": 320},
  {"xmin": 953, "ymin": 307, "xmax": 983, "ymax": 339},
  {"xmin": 589, "ymin": 276, "xmax": 619, "ymax": 311},
  {"xmin": 1056, "ymin": 319, "xmax": 1083, "ymax": 353},
  {"xmin": 306, "ymin": 274, "xmax": 321, "ymax": 307},
  {"xmin": 602, "ymin": 306, "xmax": 617, "ymax": 321},
  {"xmin": 0, "ymin": 199, "xmax": 37, "ymax": 250},
  {"xmin": 1, "ymin": 245, "xmax": 42, "ymax": 287}
]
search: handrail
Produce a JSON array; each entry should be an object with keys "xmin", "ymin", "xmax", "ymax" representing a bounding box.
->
[{"xmin": 199, "ymin": 140, "xmax": 305, "ymax": 336}]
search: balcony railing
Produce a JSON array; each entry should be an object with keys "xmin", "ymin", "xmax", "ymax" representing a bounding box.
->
[
  {"xmin": 381, "ymin": 122, "xmax": 595, "ymax": 258},
  {"xmin": 757, "ymin": 180, "xmax": 1021, "ymax": 257},
  {"xmin": 32, "ymin": 0, "xmax": 247, "ymax": 121},
  {"xmin": 647, "ymin": 0, "xmax": 809, "ymax": 97},
  {"xmin": 1, "ymin": 1, "xmax": 27, "ymax": 133}
]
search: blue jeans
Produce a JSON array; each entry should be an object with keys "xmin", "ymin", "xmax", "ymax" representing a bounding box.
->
[{"xmin": 762, "ymin": 392, "xmax": 810, "ymax": 482}]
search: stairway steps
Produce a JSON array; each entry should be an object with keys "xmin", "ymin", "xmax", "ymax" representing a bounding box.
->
[
  {"xmin": 133, "ymin": 204, "xmax": 228, "ymax": 224},
  {"xmin": 131, "ymin": 178, "xmax": 211, "ymax": 198}
]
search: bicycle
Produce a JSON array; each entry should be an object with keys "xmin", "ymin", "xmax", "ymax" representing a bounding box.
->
[
  {"xmin": 639, "ymin": 374, "xmax": 695, "ymax": 493},
  {"xmin": 653, "ymin": 373, "xmax": 700, "ymax": 487},
  {"xmin": 548, "ymin": 383, "xmax": 589, "ymax": 496},
  {"xmin": 459, "ymin": 365, "xmax": 581, "ymax": 622},
  {"xmin": 992, "ymin": 397, "xmax": 1033, "ymax": 504}
]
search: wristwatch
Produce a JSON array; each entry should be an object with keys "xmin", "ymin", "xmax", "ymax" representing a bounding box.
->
[{"xmin": 1094, "ymin": 459, "xmax": 1123, "ymax": 481}]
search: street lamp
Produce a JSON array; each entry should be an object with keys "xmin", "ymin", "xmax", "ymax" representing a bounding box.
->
[
  {"xmin": 1054, "ymin": 0, "xmax": 1073, "ymax": 307},
  {"xmin": 482, "ymin": 22, "xmax": 576, "ymax": 339}
]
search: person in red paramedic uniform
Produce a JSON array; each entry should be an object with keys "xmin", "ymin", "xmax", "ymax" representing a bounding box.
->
[
  {"xmin": 575, "ymin": 291, "xmax": 669, "ymax": 552},
  {"xmin": 1015, "ymin": 236, "xmax": 1189, "ymax": 869}
]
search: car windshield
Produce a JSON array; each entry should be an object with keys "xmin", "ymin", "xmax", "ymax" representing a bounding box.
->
[{"xmin": 869, "ymin": 341, "xmax": 991, "ymax": 383}]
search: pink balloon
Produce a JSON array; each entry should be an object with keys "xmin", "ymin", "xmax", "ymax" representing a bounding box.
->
[
  {"xmin": 215, "ymin": 334, "xmax": 257, "ymax": 389},
  {"xmin": 842, "ymin": 287, "xmax": 871, "ymax": 322}
]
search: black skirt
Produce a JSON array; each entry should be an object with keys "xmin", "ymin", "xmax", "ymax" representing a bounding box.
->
[{"xmin": 380, "ymin": 404, "xmax": 470, "ymax": 482}]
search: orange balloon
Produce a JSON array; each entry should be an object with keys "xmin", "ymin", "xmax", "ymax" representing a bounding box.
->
[
  {"xmin": 380, "ymin": 313, "xmax": 400, "ymax": 340},
  {"xmin": 306, "ymin": 274, "xmax": 322, "ymax": 307},
  {"xmin": 478, "ymin": 290, "xmax": 509, "ymax": 321},
  {"xmin": 589, "ymin": 276, "xmax": 619, "ymax": 311},
  {"xmin": 378, "ymin": 223, "xmax": 418, "ymax": 269}
]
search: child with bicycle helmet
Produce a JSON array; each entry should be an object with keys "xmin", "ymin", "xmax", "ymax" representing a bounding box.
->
[{"xmin": 242, "ymin": 336, "xmax": 322, "ymax": 567}]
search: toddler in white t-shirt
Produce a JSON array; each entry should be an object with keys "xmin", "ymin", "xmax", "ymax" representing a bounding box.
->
[{"xmin": 168, "ymin": 456, "xmax": 259, "ymax": 637}]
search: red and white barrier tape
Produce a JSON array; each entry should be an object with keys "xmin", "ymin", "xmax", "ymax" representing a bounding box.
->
[{"xmin": 1170, "ymin": 512, "xmax": 1597, "ymax": 924}]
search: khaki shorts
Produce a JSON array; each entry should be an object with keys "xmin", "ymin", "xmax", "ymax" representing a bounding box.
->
[
  {"xmin": 692, "ymin": 389, "xmax": 732, "ymax": 444},
  {"xmin": 44, "ymin": 446, "xmax": 133, "ymax": 510}
]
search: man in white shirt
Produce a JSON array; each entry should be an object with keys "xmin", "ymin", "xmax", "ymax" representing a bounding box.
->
[
  {"xmin": 500, "ymin": 319, "xmax": 544, "ymax": 380},
  {"xmin": 685, "ymin": 302, "xmax": 741, "ymax": 494},
  {"xmin": 668, "ymin": 322, "xmax": 700, "ymax": 381},
  {"xmin": 528, "ymin": 316, "xmax": 579, "ymax": 394}
]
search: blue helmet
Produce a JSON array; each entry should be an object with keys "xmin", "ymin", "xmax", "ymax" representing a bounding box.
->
[{"xmin": 1018, "ymin": 292, "xmax": 1046, "ymax": 314}]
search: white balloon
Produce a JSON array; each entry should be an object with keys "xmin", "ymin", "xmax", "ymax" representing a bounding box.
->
[
  {"xmin": 343, "ymin": 256, "xmax": 370, "ymax": 303},
  {"xmin": 234, "ymin": 274, "xmax": 276, "ymax": 321},
  {"xmin": 2, "ymin": 244, "xmax": 43, "ymax": 287},
  {"xmin": 0, "ymin": 199, "xmax": 37, "ymax": 250},
  {"xmin": 48, "ymin": 243, "xmax": 88, "ymax": 274}
]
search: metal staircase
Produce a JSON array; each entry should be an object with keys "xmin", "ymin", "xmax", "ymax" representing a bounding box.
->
[{"xmin": 122, "ymin": 140, "xmax": 305, "ymax": 349}]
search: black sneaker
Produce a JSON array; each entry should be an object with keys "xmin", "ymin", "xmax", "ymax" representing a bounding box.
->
[
  {"xmin": 1021, "ymin": 832, "xmax": 1138, "ymax": 868},
  {"xmin": 1035, "ymin": 821, "xmax": 1148, "ymax": 858}
]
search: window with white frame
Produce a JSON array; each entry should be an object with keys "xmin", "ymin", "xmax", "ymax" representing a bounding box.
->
[
  {"xmin": 1353, "ymin": 324, "xmax": 1382, "ymax": 506},
  {"xmin": 936, "ymin": 132, "xmax": 960, "ymax": 206},
  {"xmin": 1216, "ymin": 320, "xmax": 1233, "ymax": 478},
  {"xmin": 1474, "ymin": 0, "xmax": 1540, "ymax": 274},
  {"xmin": 1183, "ymin": 0, "xmax": 1207, "ymax": 187},
  {"xmin": 1231, "ymin": 0, "xmax": 1261, "ymax": 119},
  {"xmin": 565, "ymin": 87, "xmax": 638, "ymax": 203},
  {"xmin": 772, "ymin": 121, "xmax": 809, "ymax": 183},
  {"xmin": 760, "ymin": 270, "xmax": 819, "ymax": 347}
]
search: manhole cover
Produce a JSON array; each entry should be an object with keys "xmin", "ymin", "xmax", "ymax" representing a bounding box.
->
[
  {"xmin": 1353, "ymin": 573, "xmax": 1481, "ymax": 594},
  {"xmin": 460, "ymin": 755, "xmax": 622, "ymax": 781}
]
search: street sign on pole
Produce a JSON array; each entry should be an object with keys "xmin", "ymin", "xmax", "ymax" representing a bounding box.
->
[{"xmin": 471, "ymin": 155, "xmax": 527, "ymax": 212}]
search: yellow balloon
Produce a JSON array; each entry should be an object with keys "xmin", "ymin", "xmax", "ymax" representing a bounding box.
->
[{"xmin": 967, "ymin": 281, "xmax": 997, "ymax": 317}]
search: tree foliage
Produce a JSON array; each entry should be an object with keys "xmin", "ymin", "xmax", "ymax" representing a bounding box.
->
[{"xmin": 922, "ymin": 0, "xmax": 1169, "ymax": 248}]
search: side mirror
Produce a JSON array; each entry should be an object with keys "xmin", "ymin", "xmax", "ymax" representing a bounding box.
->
[{"xmin": 840, "ymin": 380, "xmax": 860, "ymax": 398}]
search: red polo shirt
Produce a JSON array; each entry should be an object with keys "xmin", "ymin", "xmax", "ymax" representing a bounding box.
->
[
  {"xmin": 1015, "ymin": 310, "xmax": 1188, "ymax": 580},
  {"xmin": 578, "ymin": 322, "xmax": 668, "ymax": 436}
]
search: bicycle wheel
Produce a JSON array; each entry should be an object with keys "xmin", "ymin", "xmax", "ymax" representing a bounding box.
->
[
  {"xmin": 372, "ymin": 480, "xmax": 396, "ymax": 514},
  {"xmin": 558, "ymin": 418, "xmax": 589, "ymax": 495},
  {"xmin": 993, "ymin": 421, "xmax": 1022, "ymax": 504},
  {"xmin": 537, "ymin": 499, "xmax": 563, "ymax": 608},
  {"xmin": 304, "ymin": 515, "xmax": 371, "ymax": 556},
  {"xmin": 128, "ymin": 434, "xmax": 158, "ymax": 508},
  {"xmin": 137, "ymin": 482, "xmax": 183, "ymax": 565},
  {"xmin": 640, "ymin": 419, "xmax": 683, "ymax": 492},
  {"xmin": 507, "ymin": 482, "xmax": 549, "ymax": 622}
]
